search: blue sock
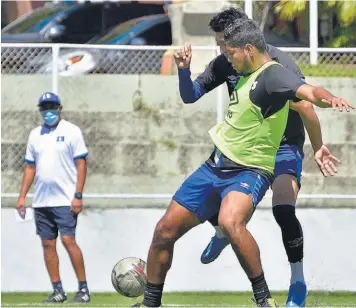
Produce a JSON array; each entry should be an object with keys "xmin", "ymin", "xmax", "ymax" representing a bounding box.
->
[
  {"xmin": 79, "ymin": 281, "xmax": 88, "ymax": 291},
  {"xmin": 52, "ymin": 281, "xmax": 63, "ymax": 292}
]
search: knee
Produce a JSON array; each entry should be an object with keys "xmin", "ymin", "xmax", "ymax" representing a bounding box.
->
[
  {"xmin": 218, "ymin": 214, "xmax": 245, "ymax": 239},
  {"xmin": 42, "ymin": 239, "xmax": 56, "ymax": 251},
  {"xmin": 61, "ymin": 236, "xmax": 77, "ymax": 249},
  {"xmin": 152, "ymin": 218, "xmax": 179, "ymax": 248},
  {"xmin": 273, "ymin": 204, "xmax": 296, "ymax": 227}
]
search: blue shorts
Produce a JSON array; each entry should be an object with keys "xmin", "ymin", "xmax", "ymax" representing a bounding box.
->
[
  {"xmin": 274, "ymin": 144, "xmax": 304, "ymax": 187},
  {"xmin": 34, "ymin": 207, "xmax": 78, "ymax": 240},
  {"xmin": 173, "ymin": 163, "xmax": 270, "ymax": 223}
]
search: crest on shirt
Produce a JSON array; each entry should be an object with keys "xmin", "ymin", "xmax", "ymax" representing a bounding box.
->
[
  {"xmin": 251, "ymin": 81, "xmax": 258, "ymax": 91},
  {"xmin": 57, "ymin": 136, "xmax": 65, "ymax": 142}
]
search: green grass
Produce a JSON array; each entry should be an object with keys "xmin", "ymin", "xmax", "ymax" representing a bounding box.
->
[
  {"xmin": 2, "ymin": 291, "xmax": 356, "ymax": 307},
  {"xmin": 300, "ymin": 65, "xmax": 356, "ymax": 77}
]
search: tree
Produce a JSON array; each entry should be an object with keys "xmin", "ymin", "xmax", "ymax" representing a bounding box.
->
[{"xmin": 274, "ymin": 0, "xmax": 356, "ymax": 47}]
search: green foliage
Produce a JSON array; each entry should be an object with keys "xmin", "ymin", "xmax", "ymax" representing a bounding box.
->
[
  {"xmin": 274, "ymin": 0, "xmax": 307, "ymax": 21},
  {"xmin": 273, "ymin": 0, "xmax": 356, "ymax": 47},
  {"xmin": 325, "ymin": 0, "xmax": 356, "ymax": 26},
  {"xmin": 328, "ymin": 24, "xmax": 356, "ymax": 47}
]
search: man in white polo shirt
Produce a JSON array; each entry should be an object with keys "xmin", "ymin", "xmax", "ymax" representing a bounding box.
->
[{"xmin": 16, "ymin": 92, "xmax": 90, "ymax": 303}]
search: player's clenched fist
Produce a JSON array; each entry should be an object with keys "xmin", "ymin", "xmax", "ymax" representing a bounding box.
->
[{"xmin": 174, "ymin": 44, "xmax": 192, "ymax": 69}]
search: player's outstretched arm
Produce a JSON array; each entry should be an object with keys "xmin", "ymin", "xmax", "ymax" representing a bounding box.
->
[
  {"xmin": 175, "ymin": 44, "xmax": 205, "ymax": 104},
  {"xmin": 290, "ymin": 100, "xmax": 323, "ymax": 151},
  {"xmin": 296, "ymin": 84, "xmax": 354, "ymax": 112},
  {"xmin": 176, "ymin": 44, "xmax": 226, "ymax": 104},
  {"xmin": 290, "ymin": 100, "xmax": 341, "ymax": 176}
]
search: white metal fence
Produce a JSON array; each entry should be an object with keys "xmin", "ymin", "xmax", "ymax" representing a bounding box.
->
[{"xmin": 1, "ymin": 43, "xmax": 356, "ymax": 205}]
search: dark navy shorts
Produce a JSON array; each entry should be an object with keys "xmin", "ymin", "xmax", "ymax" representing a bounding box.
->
[
  {"xmin": 274, "ymin": 144, "xmax": 304, "ymax": 187},
  {"xmin": 34, "ymin": 206, "xmax": 78, "ymax": 240},
  {"xmin": 173, "ymin": 163, "xmax": 270, "ymax": 223}
]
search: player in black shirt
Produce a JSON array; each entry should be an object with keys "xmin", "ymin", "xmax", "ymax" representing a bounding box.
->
[{"xmin": 175, "ymin": 8, "xmax": 341, "ymax": 307}]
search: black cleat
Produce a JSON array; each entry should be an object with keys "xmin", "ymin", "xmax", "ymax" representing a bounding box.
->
[
  {"xmin": 71, "ymin": 288, "xmax": 91, "ymax": 303},
  {"xmin": 131, "ymin": 303, "xmax": 149, "ymax": 307},
  {"xmin": 42, "ymin": 290, "xmax": 67, "ymax": 303},
  {"xmin": 252, "ymin": 297, "xmax": 278, "ymax": 307}
]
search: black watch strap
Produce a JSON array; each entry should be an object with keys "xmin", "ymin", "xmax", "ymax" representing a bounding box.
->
[{"xmin": 74, "ymin": 192, "xmax": 83, "ymax": 199}]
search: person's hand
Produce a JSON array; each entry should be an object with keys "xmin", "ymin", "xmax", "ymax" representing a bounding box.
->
[
  {"xmin": 16, "ymin": 197, "xmax": 26, "ymax": 219},
  {"xmin": 314, "ymin": 145, "xmax": 341, "ymax": 177},
  {"xmin": 322, "ymin": 97, "xmax": 354, "ymax": 112},
  {"xmin": 174, "ymin": 44, "xmax": 192, "ymax": 69},
  {"xmin": 71, "ymin": 197, "xmax": 83, "ymax": 214}
]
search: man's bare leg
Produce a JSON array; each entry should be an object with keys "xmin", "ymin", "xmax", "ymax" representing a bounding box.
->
[{"xmin": 141, "ymin": 200, "xmax": 200, "ymax": 307}]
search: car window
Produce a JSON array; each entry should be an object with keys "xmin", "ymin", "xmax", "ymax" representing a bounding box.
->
[
  {"xmin": 3, "ymin": 5, "xmax": 67, "ymax": 34},
  {"xmin": 93, "ymin": 20, "xmax": 142, "ymax": 44},
  {"xmin": 138, "ymin": 21, "xmax": 172, "ymax": 45},
  {"xmin": 60, "ymin": 4, "xmax": 102, "ymax": 42}
]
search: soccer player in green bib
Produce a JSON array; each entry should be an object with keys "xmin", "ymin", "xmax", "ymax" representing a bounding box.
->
[{"xmin": 132, "ymin": 19, "xmax": 352, "ymax": 308}]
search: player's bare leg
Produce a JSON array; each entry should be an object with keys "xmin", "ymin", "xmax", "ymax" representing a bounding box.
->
[
  {"xmin": 138, "ymin": 200, "xmax": 200, "ymax": 307},
  {"xmin": 61, "ymin": 236, "xmax": 90, "ymax": 303},
  {"xmin": 218, "ymin": 191, "xmax": 276, "ymax": 307},
  {"xmin": 42, "ymin": 239, "xmax": 67, "ymax": 303},
  {"xmin": 272, "ymin": 174, "xmax": 307, "ymax": 307}
]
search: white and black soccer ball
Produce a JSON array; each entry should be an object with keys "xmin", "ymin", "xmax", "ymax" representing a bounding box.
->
[{"xmin": 111, "ymin": 257, "xmax": 147, "ymax": 297}]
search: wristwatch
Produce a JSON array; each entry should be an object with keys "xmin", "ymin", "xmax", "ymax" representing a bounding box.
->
[{"xmin": 74, "ymin": 192, "xmax": 83, "ymax": 199}]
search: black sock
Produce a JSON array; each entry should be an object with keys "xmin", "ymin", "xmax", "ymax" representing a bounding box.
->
[
  {"xmin": 273, "ymin": 204, "xmax": 303, "ymax": 263},
  {"xmin": 78, "ymin": 280, "xmax": 88, "ymax": 292},
  {"xmin": 208, "ymin": 213, "xmax": 219, "ymax": 226},
  {"xmin": 52, "ymin": 281, "xmax": 63, "ymax": 293},
  {"xmin": 142, "ymin": 282, "xmax": 164, "ymax": 307},
  {"xmin": 249, "ymin": 272, "xmax": 271, "ymax": 303}
]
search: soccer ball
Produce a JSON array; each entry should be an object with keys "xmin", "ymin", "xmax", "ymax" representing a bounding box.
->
[{"xmin": 111, "ymin": 257, "xmax": 147, "ymax": 297}]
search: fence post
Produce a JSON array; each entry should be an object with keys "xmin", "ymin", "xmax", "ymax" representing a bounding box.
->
[
  {"xmin": 52, "ymin": 45, "xmax": 59, "ymax": 95},
  {"xmin": 244, "ymin": 0, "xmax": 253, "ymax": 19},
  {"xmin": 309, "ymin": 0, "xmax": 318, "ymax": 65},
  {"xmin": 216, "ymin": 46, "xmax": 224, "ymax": 123}
]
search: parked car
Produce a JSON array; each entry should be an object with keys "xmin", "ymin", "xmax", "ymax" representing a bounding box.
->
[
  {"xmin": 14, "ymin": 14, "xmax": 172, "ymax": 75},
  {"xmin": 2, "ymin": 2, "xmax": 76, "ymax": 42},
  {"xmin": 2, "ymin": 1, "xmax": 166, "ymax": 43}
]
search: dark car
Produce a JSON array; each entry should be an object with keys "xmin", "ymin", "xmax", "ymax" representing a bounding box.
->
[{"xmin": 2, "ymin": 1, "xmax": 166, "ymax": 43}]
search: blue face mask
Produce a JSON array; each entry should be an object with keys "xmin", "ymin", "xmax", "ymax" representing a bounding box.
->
[{"xmin": 42, "ymin": 109, "xmax": 59, "ymax": 126}]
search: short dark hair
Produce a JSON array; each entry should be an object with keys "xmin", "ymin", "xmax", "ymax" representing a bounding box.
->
[
  {"xmin": 224, "ymin": 19, "xmax": 266, "ymax": 52},
  {"xmin": 209, "ymin": 7, "xmax": 248, "ymax": 33}
]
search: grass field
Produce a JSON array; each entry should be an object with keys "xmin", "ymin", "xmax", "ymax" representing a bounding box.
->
[
  {"xmin": 2, "ymin": 292, "xmax": 356, "ymax": 307},
  {"xmin": 300, "ymin": 65, "xmax": 356, "ymax": 77}
]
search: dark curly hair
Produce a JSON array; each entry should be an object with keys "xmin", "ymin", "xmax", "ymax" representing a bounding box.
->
[
  {"xmin": 224, "ymin": 19, "xmax": 266, "ymax": 52},
  {"xmin": 209, "ymin": 7, "xmax": 248, "ymax": 33}
]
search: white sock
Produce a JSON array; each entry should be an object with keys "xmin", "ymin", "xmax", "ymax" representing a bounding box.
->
[
  {"xmin": 290, "ymin": 260, "xmax": 305, "ymax": 284},
  {"xmin": 214, "ymin": 226, "xmax": 226, "ymax": 239}
]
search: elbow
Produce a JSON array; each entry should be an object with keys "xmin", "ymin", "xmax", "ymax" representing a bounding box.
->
[
  {"xmin": 180, "ymin": 96, "xmax": 197, "ymax": 104},
  {"xmin": 183, "ymin": 100, "xmax": 196, "ymax": 104}
]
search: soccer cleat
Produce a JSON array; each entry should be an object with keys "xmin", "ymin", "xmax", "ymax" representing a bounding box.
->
[
  {"xmin": 71, "ymin": 288, "xmax": 91, "ymax": 303},
  {"xmin": 252, "ymin": 297, "xmax": 278, "ymax": 307},
  {"xmin": 200, "ymin": 233, "xmax": 230, "ymax": 264},
  {"xmin": 42, "ymin": 290, "xmax": 67, "ymax": 303},
  {"xmin": 286, "ymin": 281, "xmax": 307, "ymax": 307}
]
